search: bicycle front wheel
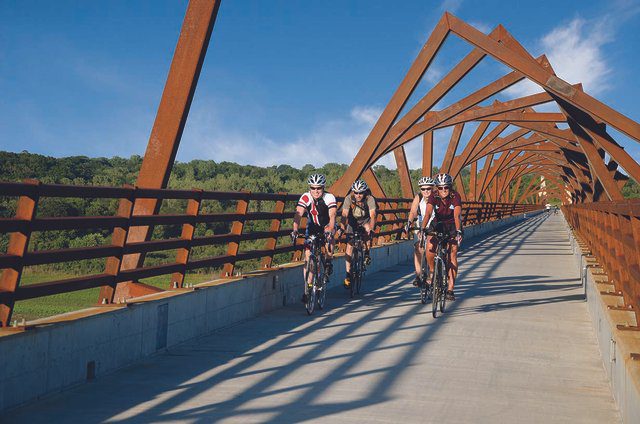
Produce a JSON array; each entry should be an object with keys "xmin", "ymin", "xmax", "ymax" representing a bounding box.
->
[
  {"xmin": 439, "ymin": 261, "xmax": 447, "ymax": 313},
  {"xmin": 355, "ymin": 248, "xmax": 364, "ymax": 295},
  {"xmin": 305, "ymin": 257, "xmax": 317, "ymax": 315},
  {"xmin": 431, "ymin": 259, "xmax": 441, "ymax": 318},
  {"xmin": 350, "ymin": 249, "xmax": 358, "ymax": 298},
  {"xmin": 317, "ymin": 257, "xmax": 327, "ymax": 310}
]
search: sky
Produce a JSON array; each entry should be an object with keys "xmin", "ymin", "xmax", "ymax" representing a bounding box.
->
[{"xmin": 2, "ymin": 0, "xmax": 640, "ymax": 170}]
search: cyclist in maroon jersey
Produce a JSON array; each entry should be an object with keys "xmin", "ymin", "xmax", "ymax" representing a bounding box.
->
[{"xmin": 420, "ymin": 173, "xmax": 463, "ymax": 301}]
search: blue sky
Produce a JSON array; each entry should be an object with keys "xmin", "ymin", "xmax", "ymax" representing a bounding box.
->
[{"xmin": 1, "ymin": 0, "xmax": 639, "ymax": 170}]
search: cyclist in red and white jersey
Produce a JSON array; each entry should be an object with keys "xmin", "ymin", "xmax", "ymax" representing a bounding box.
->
[
  {"xmin": 292, "ymin": 174, "xmax": 337, "ymax": 302},
  {"xmin": 420, "ymin": 173, "xmax": 463, "ymax": 301}
]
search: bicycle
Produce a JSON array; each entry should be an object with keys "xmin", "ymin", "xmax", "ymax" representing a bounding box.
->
[
  {"xmin": 344, "ymin": 228, "xmax": 369, "ymax": 298},
  {"xmin": 423, "ymin": 228, "xmax": 456, "ymax": 318},
  {"xmin": 293, "ymin": 232, "xmax": 331, "ymax": 315}
]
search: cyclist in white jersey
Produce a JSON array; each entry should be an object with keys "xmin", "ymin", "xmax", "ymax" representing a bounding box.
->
[{"xmin": 404, "ymin": 176, "xmax": 435, "ymax": 286}]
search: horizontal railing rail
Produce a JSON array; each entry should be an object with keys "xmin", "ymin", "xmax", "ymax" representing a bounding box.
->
[
  {"xmin": 563, "ymin": 201, "xmax": 640, "ymax": 322},
  {"xmin": 0, "ymin": 180, "xmax": 541, "ymax": 326}
]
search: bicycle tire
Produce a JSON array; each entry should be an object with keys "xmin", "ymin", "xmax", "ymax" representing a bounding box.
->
[
  {"xmin": 439, "ymin": 260, "xmax": 447, "ymax": 313},
  {"xmin": 420, "ymin": 248, "xmax": 429, "ymax": 304},
  {"xmin": 431, "ymin": 259, "xmax": 440, "ymax": 318},
  {"xmin": 305, "ymin": 256, "xmax": 316, "ymax": 315},
  {"xmin": 355, "ymin": 247, "xmax": 364, "ymax": 295},
  {"xmin": 317, "ymin": 257, "xmax": 327, "ymax": 310},
  {"xmin": 350, "ymin": 248, "xmax": 358, "ymax": 298}
]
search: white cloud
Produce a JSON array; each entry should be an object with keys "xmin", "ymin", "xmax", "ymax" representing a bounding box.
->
[
  {"xmin": 505, "ymin": 16, "xmax": 614, "ymax": 98},
  {"xmin": 468, "ymin": 21, "xmax": 492, "ymax": 34},
  {"xmin": 179, "ymin": 104, "xmax": 388, "ymax": 168},
  {"xmin": 439, "ymin": 0, "xmax": 463, "ymax": 13}
]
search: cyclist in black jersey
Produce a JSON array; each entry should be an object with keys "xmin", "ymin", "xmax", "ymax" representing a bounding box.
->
[{"xmin": 339, "ymin": 179, "xmax": 377, "ymax": 289}]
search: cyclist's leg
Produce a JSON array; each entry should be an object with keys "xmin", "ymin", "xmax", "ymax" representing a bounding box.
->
[
  {"xmin": 362, "ymin": 222, "xmax": 372, "ymax": 264},
  {"xmin": 448, "ymin": 243, "xmax": 458, "ymax": 291},
  {"xmin": 413, "ymin": 240, "xmax": 422, "ymax": 277}
]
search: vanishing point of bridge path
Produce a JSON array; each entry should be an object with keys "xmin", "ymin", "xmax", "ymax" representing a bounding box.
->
[{"xmin": 3, "ymin": 214, "xmax": 619, "ymax": 423}]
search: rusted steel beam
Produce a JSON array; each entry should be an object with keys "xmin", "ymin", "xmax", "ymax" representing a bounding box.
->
[
  {"xmin": 0, "ymin": 180, "xmax": 39, "ymax": 327},
  {"xmin": 477, "ymin": 112, "xmax": 566, "ymax": 123},
  {"xmin": 394, "ymin": 146, "xmax": 414, "ymax": 198},
  {"xmin": 450, "ymin": 121, "xmax": 490, "ymax": 178},
  {"xmin": 261, "ymin": 194, "xmax": 286, "ymax": 269},
  {"xmin": 330, "ymin": 15, "xmax": 450, "ymax": 195},
  {"xmin": 441, "ymin": 123, "xmax": 464, "ymax": 173},
  {"xmin": 99, "ymin": 186, "xmax": 138, "ymax": 303},
  {"xmin": 469, "ymin": 161, "xmax": 478, "ymax": 201},
  {"xmin": 446, "ymin": 12, "xmax": 640, "ymax": 142},
  {"xmin": 221, "ymin": 193, "xmax": 250, "ymax": 277},
  {"xmin": 422, "ymin": 131, "xmax": 434, "ymax": 176},
  {"xmin": 120, "ymin": 0, "xmax": 221, "ymax": 280},
  {"xmin": 564, "ymin": 117, "xmax": 624, "ymax": 200},
  {"xmin": 170, "ymin": 190, "xmax": 203, "ymax": 289}
]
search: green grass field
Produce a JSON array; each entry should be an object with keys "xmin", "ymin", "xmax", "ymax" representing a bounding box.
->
[{"xmin": 10, "ymin": 272, "xmax": 215, "ymax": 324}]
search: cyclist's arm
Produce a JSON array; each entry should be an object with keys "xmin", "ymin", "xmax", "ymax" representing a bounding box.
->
[
  {"xmin": 327, "ymin": 206, "xmax": 337, "ymax": 233},
  {"xmin": 453, "ymin": 205, "xmax": 462, "ymax": 232},
  {"xmin": 406, "ymin": 195, "xmax": 420, "ymax": 224},
  {"xmin": 421, "ymin": 203, "xmax": 434, "ymax": 230},
  {"xmin": 293, "ymin": 205, "xmax": 305, "ymax": 233},
  {"xmin": 340, "ymin": 206, "xmax": 349, "ymax": 231}
]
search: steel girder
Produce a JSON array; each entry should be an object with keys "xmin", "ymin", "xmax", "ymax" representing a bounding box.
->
[{"xmin": 330, "ymin": 13, "xmax": 639, "ymax": 207}]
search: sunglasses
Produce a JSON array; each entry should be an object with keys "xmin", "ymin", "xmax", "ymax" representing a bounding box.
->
[
  {"xmin": 310, "ymin": 186, "xmax": 324, "ymax": 191},
  {"xmin": 437, "ymin": 186, "xmax": 450, "ymax": 191},
  {"xmin": 420, "ymin": 187, "xmax": 432, "ymax": 191},
  {"xmin": 353, "ymin": 191, "xmax": 365, "ymax": 195}
]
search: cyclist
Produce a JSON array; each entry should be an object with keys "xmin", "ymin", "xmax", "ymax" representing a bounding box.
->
[
  {"xmin": 420, "ymin": 173, "xmax": 463, "ymax": 301},
  {"xmin": 292, "ymin": 173, "xmax": 337, "ymax": 302},
  {"xmin": 339, "ymin": 179, "xmax": 377, "ymax": 289},
  {"xmin": 405, "ymin": 176, "xmax": 436, "ymax": 286}
]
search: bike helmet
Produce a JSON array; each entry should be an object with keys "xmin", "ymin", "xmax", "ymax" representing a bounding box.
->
[
  {"xmin": 418, "ymin": 176, "xmax": 435, "ymax": 187},
  {"xmin": 307, "ymin": 173, "xmax": 326, "ymax": 187},
  {"xmin": 351, "ymin": 179, "xmax": 368, "ymax": 193},
  {"xmin": 434, "ymin": 173, "xmax": 453, "ymax": 187}
]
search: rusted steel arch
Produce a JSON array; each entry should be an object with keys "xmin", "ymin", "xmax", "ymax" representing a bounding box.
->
[{"xmin": 331, "ymin": 13, "xmax": 639, "ymax": 208}]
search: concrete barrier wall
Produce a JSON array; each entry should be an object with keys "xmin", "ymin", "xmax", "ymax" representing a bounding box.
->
[
  {"xmin": 563, "ymin": 215, "xmax": 640, "ymax": 424},
  {"xmin": 0, "ymin": 211, "xmax": 540, "ymax": 413}
]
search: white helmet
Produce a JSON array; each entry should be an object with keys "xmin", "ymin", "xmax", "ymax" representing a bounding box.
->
[
  {"xmin": 418, "ymin": 176, "xmax": 435, "ymax": 187},
  {"xmin": 351, "ymin": 179, "xmax": 368, "ymax": 193},
  {"xmin": 434, "ymin": 173, "xmax": 453, "ymax": 187},
  {"xmin": 307, "ymin": 173, "xmax": 326, "ymax": 186}
]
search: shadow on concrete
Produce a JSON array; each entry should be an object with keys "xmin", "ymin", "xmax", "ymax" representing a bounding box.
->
[{"xmin": 4, "ymin": 213, "xmax": 579, "ymax": 423}]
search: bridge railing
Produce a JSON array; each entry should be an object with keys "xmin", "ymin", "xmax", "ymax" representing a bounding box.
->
[
  {"xmin": 0, "ymin": 180, "xmax": 540, "ymax": 326},
  {"xmin": 563, "ymin": 201, "xmax": 640, "ymax": 320}
]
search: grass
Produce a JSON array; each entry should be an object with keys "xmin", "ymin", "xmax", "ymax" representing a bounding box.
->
[{"xmin": 10, "ymin": 272, "xmax": 216, "ymax": 324}]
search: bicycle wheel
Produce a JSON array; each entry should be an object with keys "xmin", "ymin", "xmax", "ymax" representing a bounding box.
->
[
  {"xmin": 317, "ymin": 257, "xmax": 327, "ymax": 310},
  {"xmin": 350, "ymin": 248, "xmax": 358, "ymax": 298},
  {"xmin": 431, "ymin": 259, "xmax": 441, "ymax": 318},
  {"xmin": 305, "ymin": 256, "xmax": 317, "ymax": 315},
  {"xmin": 355, "ymin": 247, "xmax": 364, "ymax": 295},
  {"xmin": 439, "ymin": 262, "xmax": 447, "ymax": 313},
  {"xmin": 420, "ymin": 249, "xmax": 429, "ymax": 304}
]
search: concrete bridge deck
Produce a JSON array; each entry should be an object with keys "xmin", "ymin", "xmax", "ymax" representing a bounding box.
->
[{"xmin": 2, "ymin": 214, "xmax": 619, "ymax": 423}]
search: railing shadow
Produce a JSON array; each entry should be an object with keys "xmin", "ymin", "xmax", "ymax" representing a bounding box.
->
[{"xmin": 4, "ymin": 213, "xmax": 578, "ymax": 423}]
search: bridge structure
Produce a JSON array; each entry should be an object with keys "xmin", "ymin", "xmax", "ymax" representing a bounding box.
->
[{"xmin": 1, "ymin": 1, "xmax": 639, "ymax": 422}]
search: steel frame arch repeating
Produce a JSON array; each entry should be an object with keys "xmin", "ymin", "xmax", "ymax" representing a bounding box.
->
[{"xmin": 329, "ymin": 13, "xmax": 640, "ymax": 206}]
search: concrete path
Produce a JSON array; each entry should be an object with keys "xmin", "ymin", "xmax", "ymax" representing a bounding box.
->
[{"xmin": 2, "ymin": 214, "xmax": 619, "ymax": 423}]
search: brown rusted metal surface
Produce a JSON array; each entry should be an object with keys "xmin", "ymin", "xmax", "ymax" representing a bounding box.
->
[
  {"xmin": 0, "ymin": 181, "xmax": 542, "ymax": 324},
  {"xmin": 121, "ymin": 0, "xmax": 222, "ymax": 284},
  {"xmin": 564, "ymin": 201, "xmax": 640, "ymax": 321}
]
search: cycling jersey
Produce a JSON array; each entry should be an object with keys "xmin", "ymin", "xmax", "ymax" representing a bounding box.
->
[
  {"xmin": 342, "ymin": 193, "xmax": 376, "ymax": 231},
  {"xmin": 297, "ymin": 191, "xmax": 337, "ymax": 233},
  {"xmin": 416, "ymin": 192, "xmax": 435, "ymax": 228},
  {"xmin": 427, "ymin": 191, "xmax": 462, "ymax": 224}
]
